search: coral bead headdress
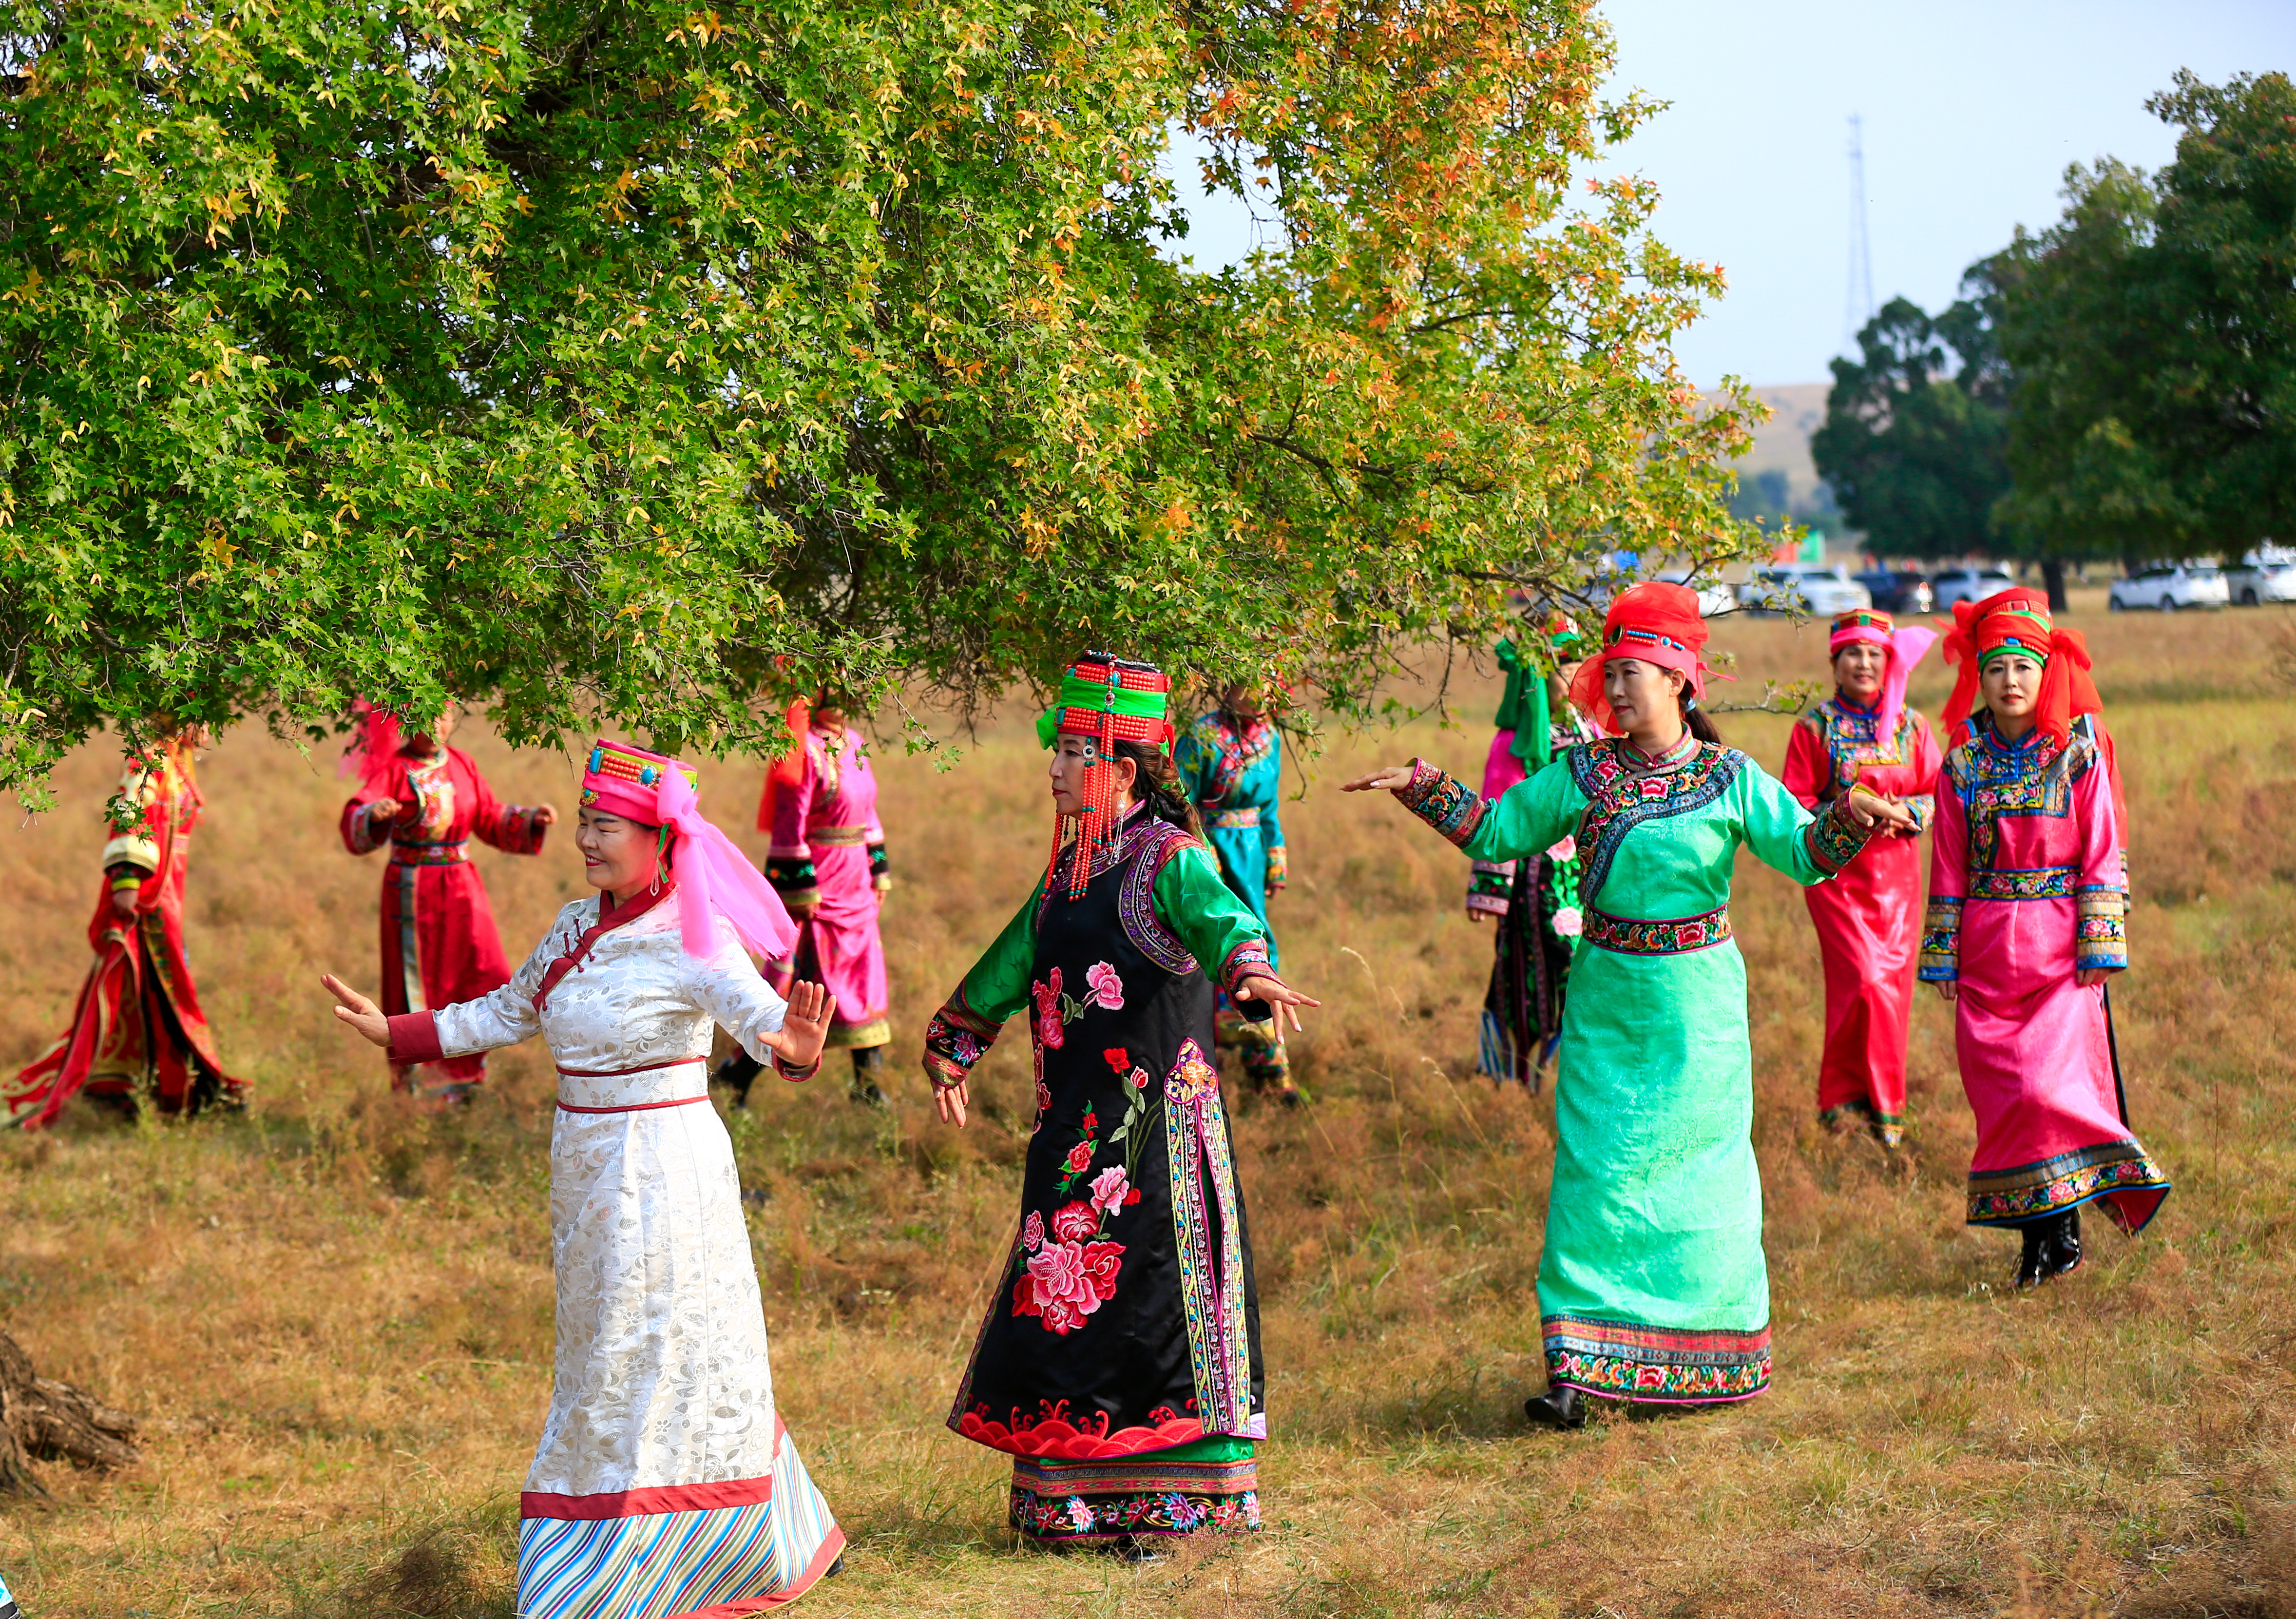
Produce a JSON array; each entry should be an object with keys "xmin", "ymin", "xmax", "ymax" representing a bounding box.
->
[
  {"xmin": 581, "ymin": 740, "xmax": 798, "ymax": 962},
  {"xmin": 1828, "ymin": 608, "xmax": 1937, "ymax": 747},
  {"xmin": 1036, "ymin": 653, "xmax": 1175, "ymax": 900}
]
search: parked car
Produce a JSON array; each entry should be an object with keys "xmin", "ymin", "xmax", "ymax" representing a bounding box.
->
[
  {"xmin": 1657, "ymin": 568, "xmax": 1738, "ymax": 617},
  {"xmin": 1853, "ymin": 569, "xmax": 1935, "ymax": 616},
  {"xmin": 1737, "ymin": 565, "xmax": 1872, "ymax": 617},
  {"xmin": 2109, "ymin": 562, "xmax": 2230, "ymax": 612},
  {"xmin": 2227, "ymin": 550, "xmax": 2296, "ymax": 605},
  {"xmin": 1929, "ymin": 566, "xmax": 2016, "ymax": 610}
]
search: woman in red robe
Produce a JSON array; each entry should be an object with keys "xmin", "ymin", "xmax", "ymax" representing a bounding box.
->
[
  {"xmin": 6, "ymin": 726, "xmax": 244, "ymax": 1127},
  {"xmin": 1780, "ymin": 609, "xmax": 1941, "ymax": 1146},
  {"xmin": 340, "ymin": 704, "xmax": 555, "ymax": 1100}
]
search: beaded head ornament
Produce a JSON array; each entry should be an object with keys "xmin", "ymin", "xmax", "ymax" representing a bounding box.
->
[
  {"xmin": 580, "ymin": 739, "xmax": 798, "ymax": 961},
  {"xmin": 1035, "ymin": 653, "xmax": 1175, "ymax": 900},
  {"xmin": 1939, "ymin": 588, "xmax": 2101, "ymax": 747},
  {"xmin": 1828, "ymin": 608, "xmax": 1937, "ymax": 747}
]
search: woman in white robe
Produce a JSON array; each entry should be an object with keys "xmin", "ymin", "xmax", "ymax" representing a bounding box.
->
[{"xmin": 326, "ymin": 738, "xmax": 844, "ymax": 1618}]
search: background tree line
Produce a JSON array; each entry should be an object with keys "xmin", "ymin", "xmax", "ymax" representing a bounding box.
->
[{"xmin": 1811, "ymin": 69, "xmax": 2294, "ymax": 607}]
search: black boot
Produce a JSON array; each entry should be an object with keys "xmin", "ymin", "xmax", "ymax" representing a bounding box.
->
[
  {"xmin": 1524, "ymin": 1384, "xmax": 1587, "ymax": 1430},
  {"xmin": 848, "ymin": 1045, "xmax": 889, "ymax": 1109},
  {"xmin": 2041, "ymin": 1207, "xmax": 2083, "ymax": 1281},
  {"xmin": 2013, "ymin": 1219, "xmax": 2054, "ymax": 1289},
  {"xmin": 713, "ymin": 1051, "xmax": 763, "ymax": 1108}
]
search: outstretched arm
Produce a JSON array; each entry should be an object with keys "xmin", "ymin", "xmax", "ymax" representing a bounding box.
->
[{"xmin": 1157, "ymin": 842, "xmax": 1320, "ymax": 1034}]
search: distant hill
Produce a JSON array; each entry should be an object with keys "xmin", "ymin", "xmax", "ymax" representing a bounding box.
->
[{"xmin": 1708, "ymin": 382, "xmax": 1829, "ymax": 505}]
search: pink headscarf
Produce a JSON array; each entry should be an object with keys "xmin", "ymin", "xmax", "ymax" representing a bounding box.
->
[
  {"xmin": 581, "ymin": 739, "xmax": 798, "ymax": 963},
  {"xmin": 338, "ymin": 700, "xmax": 404, "ymax": 780},
  {"xmin": 1828, "ymin": 610, "xmax": 1936, "ymax": 746}
]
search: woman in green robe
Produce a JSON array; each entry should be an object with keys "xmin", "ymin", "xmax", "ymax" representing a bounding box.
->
[{"xmin": 1347, "ymin": 584, "xmax": 1908, "ymax": 1427}]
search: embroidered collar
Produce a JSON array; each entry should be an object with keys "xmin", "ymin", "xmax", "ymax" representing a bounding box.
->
[
  {"xmin": 535, "ymin": 879, "xmax": 677, "ymax": 1010},
  {"xmin": 1831, "ymin": 691, "xmax": 1880, "ymax": 718},
  {"xmin": 1620, "ymin": 731, "xmax": 1701, "ymax": 771}
]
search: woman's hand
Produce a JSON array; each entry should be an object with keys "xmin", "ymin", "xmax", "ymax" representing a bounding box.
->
[
  {"xmin": 109, "ymin": 887, "xmax": 139, "ymax": 919},
  {"xmin": 2075, "ymin": 966, "xmax": 2122, "ymax": 988},
  {"xmin": 1841, "ymin": 786, "xmax": 1916, "ymax": 834},
  {"xmin": 1932, "ymin": 980, "xmax": 1958, "ymax": 1003},
  {"xmin": 533, "ymin": 804, "xmax": 559, "ymax": 828},
  {"xmin": 368, "ymin": 797, "xmax": 403, "ymax": 824},
  {"xmin": 1340, "ymin": 764, "xmax": 1416, "ymax": 793},
  {"xmin": 323, "ymin": 973, "xmax": 391, "ymax": 1049},
  {"xmin": 1236, "ymin": 974, "xmax": 1320, "ymax": 1036},
  {"xmin": 767, "ymin": 981, "xmax": 832, "ymax": 1071},
  {"xmin": 931, "ymin": 1073, "xmax": 970, "ymax": 1128}
]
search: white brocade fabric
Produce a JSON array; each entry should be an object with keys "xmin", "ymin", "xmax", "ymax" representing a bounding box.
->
[{"xmin": 433, "ymin": 890, "xmax": 791, "ymax": 1498}]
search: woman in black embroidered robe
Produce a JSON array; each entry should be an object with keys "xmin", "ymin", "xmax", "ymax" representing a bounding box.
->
[{"xmin": 922, "ymin": 654, "xmax": 1315, "ymax": 1557}]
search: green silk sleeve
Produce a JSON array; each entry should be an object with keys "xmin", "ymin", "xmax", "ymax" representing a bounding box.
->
[
  {"xmin": 1154, "ymin": 840, "xmax": 1277, "ymax": 997},
  {"xmin": 1394, "ymin": 755, "xmax": 1583, "ymax": 864},
  {"xmin": 1736, "ymin": 759, "xmax": 1872, "ymax": 886},
  {"xmin": 921, "ymin": 885, "xmax": 1041, "ymax": 1084}
]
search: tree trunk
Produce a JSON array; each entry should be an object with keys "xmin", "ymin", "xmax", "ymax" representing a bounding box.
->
[
  {"xmin": 0, "ymin": 1329, "xmax": 139, "ymax": 1496},
  {"xmin": 2042, "ymin": 557, "xmax": 2069, "ymax": 613}
]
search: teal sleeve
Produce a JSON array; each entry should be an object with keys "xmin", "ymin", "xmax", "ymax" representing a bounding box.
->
[
  {"xmin": 1394, "ymin": 755, "xmax": 1583, "ymax": 863},
  {"xmin": 1155, "ymin": 841, "xmax": 1276, "ymax": 995},
  {"xmin": 1737, "ymin": 760, "xmax": 1871, "ymax": 886},
  {"xmin": 921, "ymin": 886, "xmax": 1040, "ymax": 1083}
]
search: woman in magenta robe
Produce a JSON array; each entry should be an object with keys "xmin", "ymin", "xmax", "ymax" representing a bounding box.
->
[
  {"xmin": 340, "ymin": 704, "xmax": 554, "ymax": 1101},
  {"xmin": 1780, "ymin": 609, "xmax": 1942, "ymax": 1146},
  {"xmin": 721, "ymin": 699, "xmax": 893, "ymax": 1106},
  {"xmin": 1920, "ymin": 588, "xmax": 2169, "ymax": 1288}
]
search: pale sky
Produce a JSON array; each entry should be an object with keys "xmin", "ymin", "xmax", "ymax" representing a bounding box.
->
[{"xmin": 1161, "ymin": 2, "xmax": 2296, "ymax": 390}]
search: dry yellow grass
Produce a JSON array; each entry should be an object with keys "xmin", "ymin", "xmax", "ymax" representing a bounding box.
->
[{"xmin": 1, "ymin": 597, "xmax": 2294, "ymax": 1618}]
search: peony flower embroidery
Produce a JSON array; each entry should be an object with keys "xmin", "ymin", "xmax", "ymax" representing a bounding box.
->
[
  {"xmin": 1012, "ymin": 1238, "xmax": 1126, "ymax": 1334},
  {"xmin": 1063, "ymin": 1140, "xmax": 1094, "ymax": 1175},
  {"xmin": 1051, "ymin": 1200, "xmax": 1098, "ymax": 1243},
  {"xmin": 1084, "ymin": 962, "xmax": 1125, "ymax": 1011},
  {"xmin": 1022, "ymin": 1211, "xmax": 1046, "ymax": 1251},
  {"xmin": 1547, "ymin": 833, "xmax": 1578, "ymax": 862},
  {"xmin": 1552, "ymin": 906, "xmax": 1583, "ymax": 938},
  {"xmin": 1088, "ymin": 1165, "xmax": 1130, "ymax": 1217},
  {"xmin": 1032, "ymin": 968, "xmax": 1066, "ymax": 1050}
]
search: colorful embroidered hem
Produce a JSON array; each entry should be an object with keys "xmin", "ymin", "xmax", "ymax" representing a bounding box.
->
[
  {"xmin": 1966, "ymin": 1139, "xmax": 2172, "ymax": 1233},
  {"xmin": 1396, "ymin": 760, "xmax": 1487, "ymax": 848},
  {"xmin": 1543, "ymin": 1314, "xmax": 1771, "ymax": 1404},
  {"xmin": 1918, "ymin": 896, "xmax": 1961, "ymax": 981},
  {"xmin": 822, "ymin": 1016, "xmax": 892, "ymax": 1050},
  {"xmin": 1969, "ymin": 865, "xmax": 2075, "ymax": 900},
  {"xmin": 1581, "ymin": 905, "xmax": 1731, "ymax": 957},
  {"xmin": 1203, "ymin": 807, "xmax": 1261, "ymax": 830},
  {"xmin": 1011, "ymin": 1436, "xmax": 1260, "ymax": 1545},
  {"xmin": 2074, "ymin": 884, "xmax": 2128, "ymax": 970}
]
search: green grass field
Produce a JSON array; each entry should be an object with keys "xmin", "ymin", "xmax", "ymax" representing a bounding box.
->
[{"xmin": 1, "ymin": 599, "xmax": 2293, "ymax": 1618}]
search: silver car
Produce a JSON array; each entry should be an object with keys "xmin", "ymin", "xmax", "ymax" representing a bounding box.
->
[
  {"xmin": 1929, "ymin": 566, "xmax": 2016, "ymax": 610},
  {"xmin": 2227, "ymin": 550, "xmax": 2296, "ymax": 606},
  {"xmin": 1736, "ymin": 564, "xmax": 1872, "ymax": 617},
  {"xmin": 2109, "ymin": 563, "xmax": 2230, "ymax": 612}
]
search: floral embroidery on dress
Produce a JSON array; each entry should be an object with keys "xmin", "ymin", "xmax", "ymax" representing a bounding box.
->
[
  {"xmin": 1084, "ymin": 962, "xmax": 1125, "ymax": 1011},
  {"xmin": 1918, "ymin": 896, "xmax": 1963, "ymax": 981},
  {"xmin": 1581, "ymin": 905, "xmax": 1733, "ymax": 956},
  {"xmin": 1799, "ymin": 796, "xmax": 1872, "ymax": 874},
  {"xmin": 1569, "ymin": 739, "xmax": 1744, "ymax": 906},
  {"xmin": 1970, "ymin": 866, "xmax": 2077, "ymax": 900},
  {"xmin": 1396, "ymin": 759, "xmax": 1488, "ymax": 848}
]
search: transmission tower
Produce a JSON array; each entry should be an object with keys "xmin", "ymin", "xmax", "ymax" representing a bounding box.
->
[{"xmin": 1844, "ymin": 114, "xmax": 1875, "ymax": 350}]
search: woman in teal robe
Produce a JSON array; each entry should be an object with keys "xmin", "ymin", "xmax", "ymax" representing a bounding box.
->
[
  {"xmin": 1348, "ymin": 584, "xmax": 1905, "ymax": 1426},
  {"xmin": 1173, "ymin": 687, "xmax": 1296, "ymax": 1097}
]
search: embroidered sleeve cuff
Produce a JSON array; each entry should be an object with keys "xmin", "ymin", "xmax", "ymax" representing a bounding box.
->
[
  {"xmin": 923, "ymin": 1001, "xmax": 998, "ymax": 1089},
  {"xmin": 867, "ymin": 841, "xmax": 890, "ymax": 877},
  {"xmin": 1802, "ymin": 797, "xmax": 1875, "ymax": 875},
  {"xmin": 1263, "ymin": 842, "xmax": 1287, "ymax": 891},
  {"xmin": 1396, "ymin": 759, "xmax": 1489, "ymax": 849},
  {"xmin": 1905, "ymin": 794, "xmax": 1934, "ymax": 833},
  {"xmin": 764, "ymin": 856, "xmax": 819, "ymax": 908},
  {"xmin": 102, "ymin": 833, "xmax": 162, "ymax": 871},
  {"xmin": 2074, "ymin": 884, "xmax": 2128, "ymax": 971},
  {"xmin": 1917, "ymin": 896, "xmax": 1962, "ymax": 982},
  {"xmin": 386, "ymin": 1010, "xmax": 443, "ymax": 1066}
]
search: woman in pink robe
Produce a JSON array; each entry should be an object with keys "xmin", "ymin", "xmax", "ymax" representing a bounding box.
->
[
  {"xmin": 719, "ymin": 700, "xmax": 893, "ymax": 1106},
  {"xmin": 1921, "ymin": 589, "xmax": 2169, "ymax": 1288},
  {"xmin": 1781, "ymin": 610, "xmax": 1941, "ymax": 1146}
]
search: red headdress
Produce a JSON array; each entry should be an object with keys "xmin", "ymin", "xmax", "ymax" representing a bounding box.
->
[
  {"xmin": 1037, "ymin": 653, "xmax": 1175, "ymax": 900},
  {"xmin": 1939, "ymin": 588, "xmax": 2101, "ymax": 747},
  {"xmin": 1568, "ymin": 582, "xmax": 1723, "ymax": 735}
]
